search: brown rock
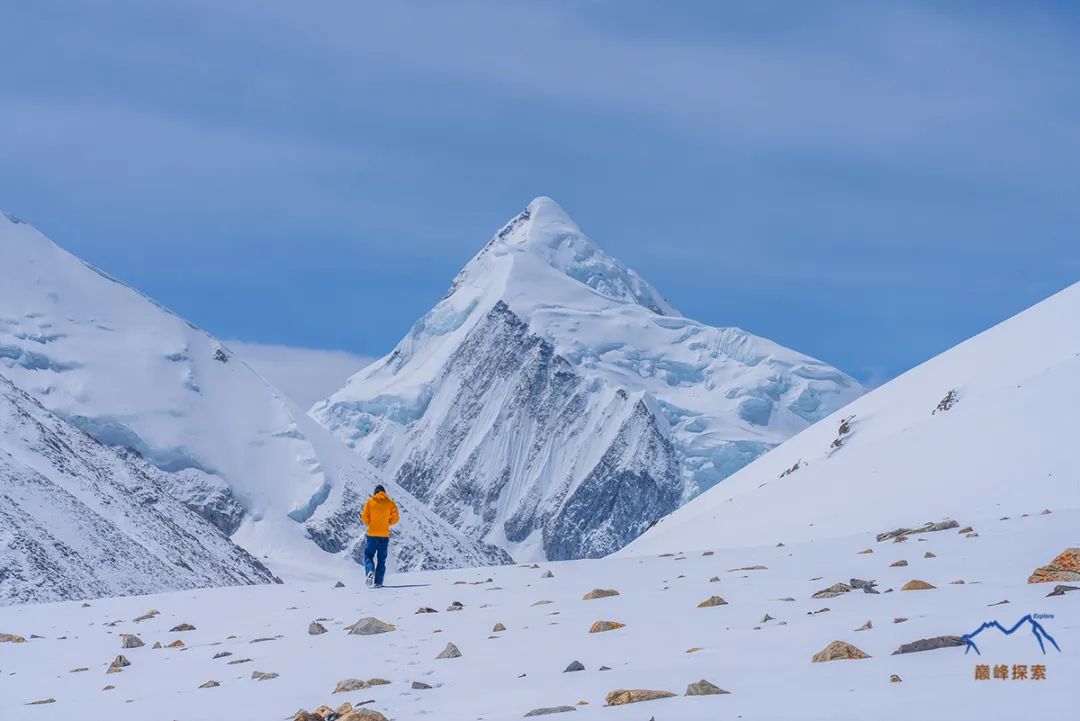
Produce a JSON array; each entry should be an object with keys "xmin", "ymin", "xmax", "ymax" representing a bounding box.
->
[
  {"xmin": 857, "ymin": 548, "xmax": 873, "ymax": 554},
  {"xmin": 492, "ymin": 623, "xmax": 506, "ymax": 632},
  {"xmin": 685, "ymin": 647, "xmax": 703, "ymax": 653},
  {"xmin": 890, "ymin": 560, "xmax": 908, "ymax": 567},
  {"xmin": 901, "ymin": 579, "xmax": 936, "ymax": 591},
  {"xmin": 811, "ymin": 640, "xmax": 870, "ymax": 662},
  {"xmin": 728, "ymin": 565, "xmax": 767, "ymax": 571},
  {"xmin": 339, "ymin": 711, "xmax": 390, "ymax": 721},
  {"xmin": 605, "ymin": 689, "xmax": 677, "ymax": 706},
  {"xmin": 812, "ymin": 583, "xmax": 852, "ymax": 599},
  {"xmin": 170, "ymin": 623, "xmax": 195, "ymax": 632},
  {"xmin": 133, "ymin": 609, "xmax": 159, "ymax": 622},
  {"xmin": 854, "ymin": 620, "xmax": 872, "ymax": 631},
  {"xmin": 582, "ymin": 588, "xmax": 620, "ymax": 600},
  {"xmin": 697, "ymin": 596, "xmax": 728, "ymax": 608},
  {"xmin": 251, "ymin": 670, "xmax": 279, "ymax": 681},
  {"xmin": 199, "ymin": 680, "xmax": 220, "ymax": 688},
  {"xmin": 589, "ymin": 620, "xmax": 625, "ymax": 633},
  {"xmin": 891, "ymin": 674, "xmax": 902, "ymax": 683},
  {"xmin": 165, "ymin": 639, "xmax": 185, "ymax": 648},
  {"xmin": 0, "ymin": 633, "xmax": 27, "ymax": 643},
  {"xmin": 1028, "ymin": 548, "xmax": 1080, "ymax": 584}
]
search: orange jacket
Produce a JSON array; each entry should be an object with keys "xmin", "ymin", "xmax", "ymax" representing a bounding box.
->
[{"xmin": 361, "ymin": 490, "xmax": 399, "ymax": 537}]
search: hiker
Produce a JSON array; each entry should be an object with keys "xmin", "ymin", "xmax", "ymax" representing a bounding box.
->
[{"xmin": 361, "ymin": 484, "xmax": 399, "ymax": 588}]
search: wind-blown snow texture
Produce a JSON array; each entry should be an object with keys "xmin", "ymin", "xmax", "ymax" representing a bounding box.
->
[
  {"xmin": 313, "ymin": 198, "xmax": 862, "ymax": 560},
  {"xmin": 0, "ymin": 212, "xmax": 508, "ymax": 594},
  {"xmin": 628, "ymin": 280, "xmax": 1080, "ymax": 555},
  {"xmin": 0, "ymin": 374, "xmax": 277, "ymax": 605}
]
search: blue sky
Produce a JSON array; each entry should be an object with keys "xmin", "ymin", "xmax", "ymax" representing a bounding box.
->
[{"xmin": 3, "ymin": 1, "xmax": 1078, "ymax": 385}]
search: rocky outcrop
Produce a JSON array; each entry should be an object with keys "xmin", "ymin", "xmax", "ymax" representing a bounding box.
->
[
  {"xmin": 1028, "ymin": 548, "xmax": 1080, "ymax": 583},
  {"xmin": 605, "ymin": 689, "xmax": 676, "ymax": 706},
  {"xmin": 891, "ymin": 636, "xmax": 965, "ymax": 654},
  {"xmin": 347, "ymin": 618, "xmax": 395, "ymax": 635},
  {"xmin": 876, "ymin": 519, "xmax": 958, "ymax": 542}
]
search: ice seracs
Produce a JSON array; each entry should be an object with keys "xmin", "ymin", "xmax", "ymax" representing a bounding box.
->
[{"xmin": 313, "ymin": 197, "xmax": 862, "ymax": 561}]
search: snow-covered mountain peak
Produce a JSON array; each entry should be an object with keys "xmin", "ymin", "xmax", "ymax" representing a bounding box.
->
[
  {"xmin": 448, "ymin": 197, "xmax": 677, "ymax": 317},
  {"xmin": 314, "ymin": 200, "xmax": 862, "ymax": 561}
]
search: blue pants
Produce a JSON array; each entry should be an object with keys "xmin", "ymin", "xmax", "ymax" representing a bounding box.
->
[{"xmin": 364, "ymin": 535, "xmax": 389, "ymax": 586}]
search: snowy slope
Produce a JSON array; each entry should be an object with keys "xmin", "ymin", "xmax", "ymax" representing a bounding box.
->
[
  {"xmin": 313, "ymin": 198, "xmax": 862, "ymax": 561},
  {"xmin": 627, "ymin": 281, "xmax": 1080, "ymax": 555},
  {"xmin": 0, "ymin": 506, "xmax": 1074, "ymax": 720},
  {"xmin": 0, "ymin": 374, "xmax": 277, "ymax": 605},
  {"xmin": 0, "ymin": 211, "xmax": 508, "ymax": 583}
]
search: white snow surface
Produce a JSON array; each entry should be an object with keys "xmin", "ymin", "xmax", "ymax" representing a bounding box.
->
[
  {"xmin": 0, "ymin": 506, "xmax": 1074, "ymax": 720},
  {"xmin": 627, "ymin": 280, "xmax": 1080, "ymax": 555},
  {"xmin": 0, "ymin": 211, "xmax": 507, "ymax": 586},
  {"xmin": 313, "ymin": 197, "xmax": 862, "ymax": 560}
]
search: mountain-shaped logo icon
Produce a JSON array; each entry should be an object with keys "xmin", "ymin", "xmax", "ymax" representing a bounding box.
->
[{"xmin": 962, "ymin": 614, "xmax": 1061, "ymax": 655}]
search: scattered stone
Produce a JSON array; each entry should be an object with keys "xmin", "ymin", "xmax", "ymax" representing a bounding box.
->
[
  {"xmin": 850, "ymin": 578, "xmax": 878, "ymax": 593},
  {"xmin": 212, "ymin": 651, "xmax": 232, "ymax": 659},
  {"xmin": 334, "ymin": 581, "xmax": 345, "ymax": 588},
  {"xmin": 119, "ymin": 634, "xmax": 144, "ymax": 649},
  {"xmin": 436, "ymin": 642, "xmax": 462, "ymax": 659},
  {"xmin": 894, "ymin": 617, "xmax": 908, "ymax": 624},
  {"xmin": 599, "ymin": 666, "xmax": 611, "ymax": 671},
  {"xmin": 858, "ymin": 548, "xmax": 873, "ymax": 555},
  {"xmin": 697, "ymin": 596, "xmax": 728, "ymax": 608},
  {"xmin": 411, "ymin": 681, "xmax": 432, "ymax": 690},
  {"xmin": 812, "ymin": 583, "xmax": 852, "ymax": 599},
  {"xmin": 1041, "ymin": 508, "xmax": 1052, "ymax": 515},
  {"xmin": 199, "ymin": 680, "xmax": 220, "ymax": 689},
  {"xmin": 685, "ymin": 647, "xmax": 702, "ymax": 653},
  {"xmin": 891, "ymin": 674, "xmax": 902, "ymax": 683},
  {"xmin": 966, "ymin": 533, "xmax": 979, "ymax": 538},
  {"xmin": 1028, "ymin": 548, "xmax": 1080, "ymax": 584},
  {"xmin": 890, "ymin": 560, "xmax": 908, "ymax": 567},
  {"xmin": 709, "ymin": 576, "xmax": 721, "ymax": 583},
  {"xmin": 855, "ymin": 620, "xmax": 872, "ymax": 632},
  {"xmin": 227, "ymin": 658, "xmax": 253, "ymax": 665},
  {"xmin": 151, "ymin": 641, "xmax": 162, "ymax": 649},
  {"xmin": 110, "ymin": 654, "xmax": 131, "ymax": 669},
  {"xmin": 532, "ymin": 600, "xmax": 554, "ymax": 606},
  {"xmin": 334, "ymin": 678, "xmax": 390, "ymax": 693},
  {"xmin": 250, "ymin": 636, "xmax": 277, "ymax": 643},
  {"xmin": 729, "ymin": 565, "xmax": 767, "ymax": 571},
  {"xmin": 251, "ymin": 670, "xmax": 279, "ymax": 681},
  {"xmin": 26, "ymin": 698, "xmax": 56, "ymax": 705},
  {"xmin": 950, "ymin": 579, "xmax": 966, "ymax": 585},
  {"xmin": 525, "ymin": 706, "xmax": 577, "ymax": 716},
  {"xmin": 589, "ymin": 620, "xmax": 625, "ymax": 633},
  {"xmin": 605, "ymin": 689, "xmax": 676, "ymax": 706},
  {"xmin": 70, "ymin": 667, "xmax": 89, "ymax": 673},
  {"xmin": 686, "ymin": 679, "xmax": 729, "ymax": 696},
  {"xmin": 808, "ymin": 607, "xmax": 830, "ymax": 615},
  {"xmin": 564, "ymin": 660, "xmax": 585, "ymax": 672},
  {"xmin": 541, "ymin": 571, "xmax": 554, "ymax": 578},
  {"xmin": 760, "ymin": 614, "xmax": 774, "ymax": 623},
  {"xmin": 702, "ymin": 550, "xmax": 714, "ymax": 556},
  {"xmin": 779, "ymin": 597, "xmax": 796, "ymax": 602},
  {"xmin": 493, "ymin": 623, "xmax": 507, "ymax": 632},
  {"xmin": 892, "ymin": 636, "xmax": 965, "ymax": 655},
  {"xmin": 901, "ymin": 579, "xmax": 935, "ymax": 591},
  {"xmin": 416, "ymin": 607, "xmax": 438, "ymax": 614},
  {"xmin": 165, "ymin": 639, "xmax": 185, "ymax": 649},
  {"xmin": 447, "ymin": 601, "xmax": 465, "ymax": 612},
  {"xmin": 347, "ymin": 617, "xmax": 396, "ymax": 635},
  {"xmin": 338, "ymin": 710, "xmax": 389, "ymax": 721},
  {"xmin": 1046, "ymin": 584, "xmax": 1079, "ymax": 597},
  {"xmin": 133, "ymin": 609, "xmax": 159, "ymax": 622},
  {"xmin": 582, "ymin": 588, "xmax": 620, "ymax": 600},
  {"xmin": 170, "ymin": 623, "xmax": 195, "ymax": 632},
  {"xmin": 811, "ymin": 640, "xmax": 870, "ymax": 662},
  {"xmin": 957, "ymin": 526, "xmax": 973, "ymax": 534},
  {"xmin": 876, "ymin": 519, "xmax": 958, "ymax": 542},
  {"xmin": 988, "ymin": 599, "xmax": 1010, "ymax": 606},
  {"xmin": 309, "ymin": 621, "xmax": 328, "ymax": 635},
  {"xmin": 0, "ymin": 633, "xmax": 27, "ymax": 643},
  {"xmin": 924, "ymin": 552, "xmax": 936, "ymax": 558}
]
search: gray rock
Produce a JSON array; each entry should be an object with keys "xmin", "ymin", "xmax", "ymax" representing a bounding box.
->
[
  {"xmin": 412, "ymin": 681, "xmax": 432, "ymax": 690},
  {"xmin": 120, "ymin": 634, "xmax": 144, "ymax": 648},
  {"xmin": 436, "ymin": 642, "xmax": 462, "ymax": 659},
  {"xmin": 250, "ymin": 670, "xmax": 278, "ymax": 681},
  {"xmin": 891, "ymin": 636, "xmax": 965, "ymax": 655},
  {"xmin": 686, "ymin": 679, "xmax": 729, "ymax": 696},
  {"xmin": 564, "ymin": 660, "xmax": 585, "ymax": 672},
  {"xmin": 1046, "ymin": 584, "xmax": 1080, "ymax": 597},
  {"xmin": 309, "ymin": 621, "xmax": 328, "ymax": 635},
  {"xmin": 347, "ymin": 617, "xmax": 396, "ymax": 635},
  {"xmin": 525, "ymin": 706, "xmax": 577, "ymax": 716}
]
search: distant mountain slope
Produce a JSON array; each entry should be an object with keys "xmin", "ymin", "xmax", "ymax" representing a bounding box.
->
[
  {"xmin": 313, "ymin": 198, "xmax": 862, "ymax": 560},
  {"xmin": 0, "ymin": 374, "xmax": 277, "ymax": 605},
  {"xmin": 0, "ymin": 211, "xmax": 508, "ymax": 583},
  {"xmin": 626, "ymin": 281, "xmax": 1080, "ymax": 555}
]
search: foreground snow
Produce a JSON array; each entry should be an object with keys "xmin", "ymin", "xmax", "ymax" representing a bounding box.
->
[{"xmin": 1, "ymin": 506, "xmax": 1075, "ymax": 720}]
